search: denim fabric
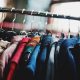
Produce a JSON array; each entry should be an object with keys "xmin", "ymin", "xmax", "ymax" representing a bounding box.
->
[
  {"xmin": 41, "ymin": 35, "xmax": 53, "ymax": 46},
  {"xmin": 25, "ymin": 44, "xmax": 40, "ymax": 80},
  {"xmin": 54, "ymin": 38, "xmax": 78, "ymax": 80},
  {"xmin": 35, "ymin": 35, "xmax": 53, "ymax": 80}
]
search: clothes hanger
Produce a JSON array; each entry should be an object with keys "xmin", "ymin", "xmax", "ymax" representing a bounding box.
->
[
  {"xmin": 76, "ymin": 21, "xmax": 80, "ymax": 38},
  {"xmin": 27, "ymin": 10, "xmax": 35, "ymax": 37},
  {"xmin": 36, "ymin": 11, "xmax": 44, "ymax": 36},
  {"xmin": 34, "ymin": 11, "xmax": 43, "ymax": 36},
  {"xmin": 77, "ymin": 21, "xmax": 80, "ymax": 42},
  {"xmin": 60, "ymin": 15, "xmax": 65, "ymax": 39},
  {"xmin": 0, "ymin": 13, "xmax": 7, "ymax": 40},
  {"xmin": 55, "ymin": 15, "xmax": 60, "ymax": 38},
  {"xmin": 68, "ymin": 27, "xmax": 71, "ymax": 38},
  {"xmin": 68, "ymin": 19, "xmax": 71, "ymax": 38},
  {"xmin": 43, "ymin": 12, "xmax": 52, "ymax": 36},
  {"xmin": 20, "ymin": 9, "xmax": 28, "ymax": 36},
  {"xmin": 73, "ymin": 21, "xmax": 80, "ymax": 48},
  {"xmin": 0, "ymin": 13, "xmax": 5, "ymax": 32},
  {"xmin": 4, "ymin": 7, "xmax": 17, "ymax": 41},
  {"xmin": 61, "ymin": 29, "xmax": 65, "ymax": 39},
  {"xmin": 45, "ymin": 12, "xmax": 50, "ymax": 35}
]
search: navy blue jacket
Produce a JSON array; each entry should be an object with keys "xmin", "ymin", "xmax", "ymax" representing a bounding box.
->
[{"xmin": 54, "ymin": 38, "xmax": 78, "ymax": 80}]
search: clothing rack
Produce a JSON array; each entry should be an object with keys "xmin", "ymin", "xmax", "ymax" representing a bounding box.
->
[{"xmin": 0, "ymin": 7, "xmax": 80, "ymax": 21}]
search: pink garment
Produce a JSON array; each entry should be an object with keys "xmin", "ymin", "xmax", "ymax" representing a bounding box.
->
[{"xmin": 0, "ymin": 35, "xmax": 25, "ymax": 77}]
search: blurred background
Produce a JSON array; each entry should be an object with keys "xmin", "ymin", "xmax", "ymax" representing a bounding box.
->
[{"xmin": 1, "ymin": 0, "xmax": 80, "ymax": 33}]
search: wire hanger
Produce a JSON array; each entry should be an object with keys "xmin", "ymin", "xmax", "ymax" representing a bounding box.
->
[
  {"xmin": 30, "ymin": 10, "xmax": 33, "ymax": 32},
  {"xmin": 36, "ymin": 11, "xmax": 44, "ymax": 36},
  {"xmin": 44, "ymin": 12, "xmax": 49, "ymax": 35},
  {"xmin": 4, "ymin": 7, "xmax": 17, "ymax": 41},
  {"xmin": 0, "ymin": 13, "xmax": 5, "ymax": 32},
  {"xmin": 68, "ymin": 18, "xmax": 71, "ymax": 38},
  {"xmin": 37, "ymin": 11, "xmax": 41, "ymax": 35},
  {"xmin": 77, "ymin": 21, "xmax": 80, "ymax": 38},
  {"xmin": 0, "ymin": 13, "xmax": 6, "ymax": 40},
  {"xmin": 55, "ymin": 14, "xmax": 60, "ymax": 38},
  {"xmin": 8, "ymin": 7, "xmax": 17, "ymax": 32},
  {"xmin": 20, "ymin": 9, "xmax": 28, "ymax": 36},
  {"xmin": 45, "ymin": 12, "xmax": 51, "ymax": 35},
  {"xmin": 61, "ymin": 29, "xmax": 65, "ymax": 39},
  {"xmin": 60, "ymin": 15, "xmax": 66, "ymax": 39},
  {"xmin": 28, "ymin": 10, "xmax": 35, "ymax": 37},
  {"xmin": 74, "ymin": 21, "xmax": 80, "ymax": 47}
]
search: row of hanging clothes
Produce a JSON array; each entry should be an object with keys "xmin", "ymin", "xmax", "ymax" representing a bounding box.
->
[
  {"xmin": 0, "ymin": 7, "xmax": 80, "ymax": 80},
  {"xmin": 0, "ymin": 27, "xmax": 80, "ymax": 80},
  {"xmin": 0, "ymin": 28, "xmax": 53, "ymax": 80}
]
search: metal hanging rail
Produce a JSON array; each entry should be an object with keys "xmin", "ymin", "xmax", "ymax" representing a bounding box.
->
[{"xmin": 0, "ymin": 7, "xmax": 80, "ymax": 21}]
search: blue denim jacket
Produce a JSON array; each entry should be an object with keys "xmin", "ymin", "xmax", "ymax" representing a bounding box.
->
[
  {"xmin": 26, "ymin": 44, "xmax": 40, "ymax": 80},
  {"xmin": 35, "ymin": 35, "xmax": 53, "ymax": 80}
]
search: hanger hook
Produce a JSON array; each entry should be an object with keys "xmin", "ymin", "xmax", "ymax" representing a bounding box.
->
[
  {"xmin": 20, "ymin": 8, "xmax": 28, "ymax": 36},
  {"xmin": 11, "ymin": 7, "xmax": 15, "ymax": 12},
  {"xmin": 78, "ymin": 21, "xmax": 80, "ymax": 37},
  {"xmin": 22, "ymin": 9, "xmax": 26, "ymax": 24},
  {"xmin": 52, "ymin": 12, "xmax": 54, "ymax": 17},
  {"xmin": 68, "ymin": 19, "xmax": 71, "ymax": 38},
  {"xmin": 38, "ymin": 11, "xmax": 41, "ymax": 32},
  {"xmin": 45, "ymin": 12, "xmax": 48, "ymax": 34},
  {"xmin": 31, "ymin": 10, "xmax": 34, "ymax": 32},
  {"xmin": 31, "ymin": 10, "xmax": 34, "ymax": 16},
  {"xmin": 0, "ymin": 13, "xmax": 4, "ymax": 29},
  {"xmin": 11, "ymin": 7, "xmax": 16, "ymax": 30}
]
